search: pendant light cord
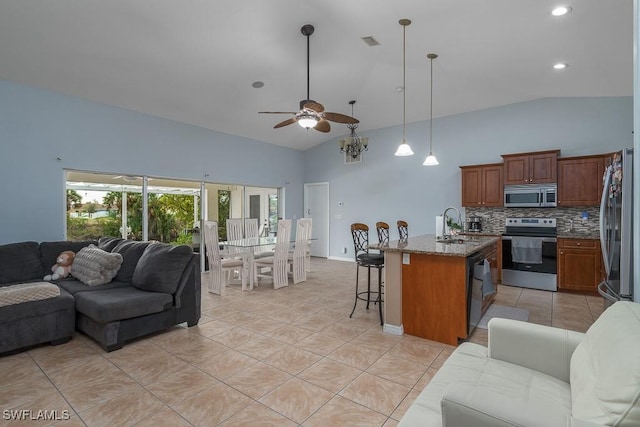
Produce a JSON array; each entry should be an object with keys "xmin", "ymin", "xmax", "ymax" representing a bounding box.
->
[
  {"xmin": 429, "ymin": 56, "xmax": 433, "ymax": 155},
  {"xmin": 402, "ymin": 24, "xmax": 407, "ymax": 144}
]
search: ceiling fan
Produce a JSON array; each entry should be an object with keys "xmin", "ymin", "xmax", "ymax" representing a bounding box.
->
[{"xmin": 259, "ymin": 24, "xmax": 359, "ymax": 133}]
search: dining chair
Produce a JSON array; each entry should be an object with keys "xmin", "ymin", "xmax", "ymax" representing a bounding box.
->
[
  {"xmin": 397, "ymin": 220, "xmax": 409, "ymax": 240},
  {"xmin": 376, "ymin": 221, "xmax": 390, "ymax": 246},
  {"xmin": 288, "ymin": 218, "xmax": 312, "ymax": 283},
  {"xmin": 254, "ymin": 219, "xmax": 292, "ymax": 289},
  {"xmin": 245, "ymin": 217, "xmax": 273, "ymax": 260},
  {"xmin": 203, "ymin": 220, "xmax": 250, "ymax": 294},
  {"xmin": 226, "ymin": 218, "xmax": 244, "ymax": 241},
  {"xmin": 350, "ymin": 223, "xmax": 384, "ymax": 325}
]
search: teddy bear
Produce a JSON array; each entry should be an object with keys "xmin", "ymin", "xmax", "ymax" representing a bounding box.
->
[{"xmin": 44, "ymin": 250, "xmax": 75, "ymax": 281}]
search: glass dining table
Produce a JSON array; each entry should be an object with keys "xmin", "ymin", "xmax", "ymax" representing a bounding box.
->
[
  {"xmin": 222, "ymin": 236, "xmax": 315, "ymax": 288},
  {"xmin": 222, "ymin": 237, "xmax": 279, "ymax": 288}
]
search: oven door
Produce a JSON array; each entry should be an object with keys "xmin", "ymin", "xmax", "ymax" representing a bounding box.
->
[{"xmin": 502, "ymin": 236, "xmax": 558, "ymax": 291}]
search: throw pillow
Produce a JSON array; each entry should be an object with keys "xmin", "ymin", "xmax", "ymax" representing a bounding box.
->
[
  {"xmin": 72, "ymin": 245, "xmax": 123, "ymax": 286},
  {"xmin": 0, "ymin": 241, "xmax": 42, "ymax": 283},
  {"xmin": 111, "ymin": 240, "xmax": 152, "ymax": 282},
  {"xmin": 39, "ymin": 240, "xmax": 96, "ymax": 277},
  {"xmin": 132, "ymin": 243, "xmax": 192, "ymax": 294},
  {"xmin": 97, "ymin": 237, "xmax": 124, "ymax": 252}
]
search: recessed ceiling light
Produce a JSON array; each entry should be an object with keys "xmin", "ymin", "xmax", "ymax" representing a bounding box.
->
[
  {"xmin": 552, "ymin": 6, "xmax": 572, "ymax": 16},
  {"xmin": 252, "ymin": 81, "xmax": 264, "ymax": 88},
  {"xmin": 553, "ymin": 63, "xmax": 568, "ymax": 70}
]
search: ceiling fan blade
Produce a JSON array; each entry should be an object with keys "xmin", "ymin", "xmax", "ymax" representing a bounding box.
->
[
  {"xmin": 303, "ymin": 102, "xmax": 325, "ymax": 113},
  {"xmin": 274, "ymin": 117, "xmax": 298, "ymax": 129},
  {"xmin": 259, "ymin": 111, "xmax": 297, "ymax": 115},
  {"xmin": 322, "ymin": 112, "xmax": 360, "ymax": 124},
  {"xmin": 314, "ymin": 119, "xmax": 331, "ymax": 133}
]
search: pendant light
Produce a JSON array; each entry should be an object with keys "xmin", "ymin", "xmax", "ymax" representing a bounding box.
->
[
  {"xmin": 423, "ymin": 53, "xmax": 439, "ymax": 166},
  {"xmin": 394, "ymin": 19, "xmax": 414, "ymax": 156}
]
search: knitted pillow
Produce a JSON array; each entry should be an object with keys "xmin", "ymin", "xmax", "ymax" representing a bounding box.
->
[{"xmin": 72, "ymin": 245, "xmax": 123, "ymax": 286}]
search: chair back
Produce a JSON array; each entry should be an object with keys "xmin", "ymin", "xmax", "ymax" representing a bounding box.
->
[
  {"xmin": 292, "ymin": 218, "xmax": 312, "ymax": 283},
  {"xmin": 273, "ymin": 219, "xmax": 292, "ymax": 259},
  {"xmin": 397, "ymin": 220, "xmax": 409, "ymax": 240},
  {"xmin": 351, "ymin": 223, "xmax": 370, "ymax": 259},
  {"xmin": 296, "ymin": 218, "xmax": 313, "ymax": 244},
  {"xmin": 203, "ymin": 220, "xmax": 224, "ymax": 293},
  {"xmin": 376, "ymin": 221, "xmax": 390, "ymax": 245},
  {"xmin": 226, "ymin": 218, "xmax": 243, "ymax": 241},
  {"xmin": 245, "ymin": 218, "xmax": 259, "ymax": 238}
]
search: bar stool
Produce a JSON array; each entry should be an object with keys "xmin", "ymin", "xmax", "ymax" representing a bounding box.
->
[
  {"xmin": 349, "ymin": 223, "xmax": 384, "ymax": 325},
  {"xmin": 397, "ymin": 220, "xmax": 409, "ymax": 240},
  {"xmin": 376, "ymin": 221, "xmax": 390, "ymax": 246}
]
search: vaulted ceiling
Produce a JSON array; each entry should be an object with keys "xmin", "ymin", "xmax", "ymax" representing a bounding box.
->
[{"xmin": 0, "ymin": 1, "xmax": 632, "ymax": 150}]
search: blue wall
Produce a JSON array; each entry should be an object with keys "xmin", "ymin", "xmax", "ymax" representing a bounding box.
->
[
  {"xmin": 0, "ymin": 80, "xmax": 632, "ymax": 255},
  {"xmin": 303, "ymin": 97, "xmax": 633, "ymax": 259},
  {"xmin": 0, "ymin": 80, "xmax": 304, "ymax": 244}
]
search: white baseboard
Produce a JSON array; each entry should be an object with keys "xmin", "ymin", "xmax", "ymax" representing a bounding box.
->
[
  {"xmin": 383, "ymin": 323, "xmax": 404, "ymax": 336},
  {"xmin": 328, "ymin": 256, "xmax": 354, "ymax": 262}
]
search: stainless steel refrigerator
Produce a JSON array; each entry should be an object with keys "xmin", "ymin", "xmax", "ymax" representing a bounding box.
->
[{"xmin": 599, "ymin": 148, "xmax": 634, "ymax": 305}]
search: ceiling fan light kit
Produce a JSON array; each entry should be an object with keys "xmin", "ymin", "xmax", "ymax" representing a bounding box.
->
[
  {"xmin": 423, "ymin": 53, "xmax": 439, "ymax": 166},
  {"xmin": 259, "ymin": 24, "xmax": 358, "ymax": 134},
  {"xmin": 395, "ymin": 18, "xmax": 414, "ymax": 157}
]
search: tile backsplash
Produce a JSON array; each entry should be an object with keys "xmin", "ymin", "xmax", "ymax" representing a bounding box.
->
[{"xmin": 464, "ymin": 206, "xmax": 600, "ymax": 235}]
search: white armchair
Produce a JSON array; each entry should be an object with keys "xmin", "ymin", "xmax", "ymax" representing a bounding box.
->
[{"xmin": 399, "ymin": 301, "xmax": 640, "ymax": 427}]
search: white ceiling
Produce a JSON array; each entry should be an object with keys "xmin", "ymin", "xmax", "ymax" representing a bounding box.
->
[{"xmin": 0, "ymin": 1, "xmax": 632, "ymax": 151}]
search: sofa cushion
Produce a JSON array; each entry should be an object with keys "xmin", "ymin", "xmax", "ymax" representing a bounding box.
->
[
  {"xmin": 399, "ymin": 342, "xmax": 572, "ymax": 427},
  {"xmin": 132, "ymin": 243, "xmax": 192, "ymax": 294},
  {"xmin": 97, "ymin": 237, "xmax": 124, "ymax": 252},
  {"xmin": 570, "ymin": 301, "xmax": 640, "ymax": 425},
  {"xmin": 0, "ymin": 282, "xmax": 60, "ymax": 307},
  {"xmin": 56, "ymin": 279, "xmax": 130, "ymax": 296},
  {"xmin": 0, "ymin": 287, "xmax": 74, "ymax": 323},
  {"xmin": 74, "ymin": 287, "xmax": 173, "ymax": 323},
  {"xmin": 72, "ymin": 245, "xmax": 123, "ymax": 286},
  {"xmin": 39, "ymin": 240, "xmax": 96, "ymax": 277},
  {"xmin": 111, "ymin": 240, "xmax": 152, "ymax": 282},
  {"xmin": 0, "ymin": 241, "xmax": 42, "ymax": 284}
]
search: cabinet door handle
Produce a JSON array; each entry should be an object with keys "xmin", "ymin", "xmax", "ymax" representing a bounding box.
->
[
  {"xmin": 560, "ymin": 251, "xmax": 564, "ymax": 255},
  {"xmin": 577, "ymin": 242, "xmax": 581, "ymax": 246}
]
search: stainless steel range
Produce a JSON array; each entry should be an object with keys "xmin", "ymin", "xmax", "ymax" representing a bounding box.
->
[{"xmin": 501, "ymin": 217, "xmax": 557, "ymax": 291}]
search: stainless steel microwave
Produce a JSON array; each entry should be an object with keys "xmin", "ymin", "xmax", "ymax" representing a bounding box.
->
[{"xmin": 504, "ymin": 184, "xmax": 557, "ymax": 208}]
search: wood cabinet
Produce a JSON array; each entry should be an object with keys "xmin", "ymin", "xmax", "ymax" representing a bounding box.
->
[
  {"xmin": 460, "ymin": 163, "xmax": 503, "ymax": 207},
  {"xmin": 558, "ymin": 154, "xmax": 611, "ymax": 206},
  {"xmin": 502, "ymin": 150, "xmax": 559, "ymax": 185},
  {"xmin": 401, "ymin": 241, "xmax": 499, "ymax": 345},
  {"xmin": 558, "ymin": 238, "xmax": 602, "ymax": 293}
]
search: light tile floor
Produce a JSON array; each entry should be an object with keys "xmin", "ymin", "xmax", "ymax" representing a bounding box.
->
[{"xmin": 0, "ymin": 258, "xmax": 602, "ymax": 426}]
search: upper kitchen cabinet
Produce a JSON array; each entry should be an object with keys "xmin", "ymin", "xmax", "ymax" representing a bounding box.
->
[
  {"xmin": 558, "ymin": 154, "xmax": 612, "ymax": 206},
  {"xmin": 501, "ymin": 150, "xmax": 560, "ymax": 185},
  {"xmin": 460, "ymin": 163, "xmax": 503, "ymax": 207}
]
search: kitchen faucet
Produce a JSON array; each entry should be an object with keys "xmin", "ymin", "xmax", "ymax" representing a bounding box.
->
[{"xmin": 441, "ymin": 206, "xmax": 462, "ymax": 241}]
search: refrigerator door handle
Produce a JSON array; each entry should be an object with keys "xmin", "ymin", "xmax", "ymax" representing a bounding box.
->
[{"xmin": 599, "ymin": 165, "xmax": 612, "ymax": 277}]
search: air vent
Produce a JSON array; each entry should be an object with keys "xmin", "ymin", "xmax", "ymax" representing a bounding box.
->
[{"xmin": 361, "ymin": 36, "xmax": 380, "ymax": 47}]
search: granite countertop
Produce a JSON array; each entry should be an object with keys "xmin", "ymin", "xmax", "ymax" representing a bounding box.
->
[
  {"xmin": 370, "ymin": 234, "xmax": 499, "ymax": 257},
  {"xmin": 557, "ymin": 231, "xmax": 600, "ymax": 240}
]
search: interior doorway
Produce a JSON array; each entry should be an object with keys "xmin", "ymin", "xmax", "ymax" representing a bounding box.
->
[{"xmin": 304, "ymin": 182, "xmax": 329, "ymax": 258}]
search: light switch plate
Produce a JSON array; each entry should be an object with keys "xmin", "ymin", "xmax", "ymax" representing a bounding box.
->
[{"xmin": 402, "ymin": 253, "xmax": 410, "ymax": 264}]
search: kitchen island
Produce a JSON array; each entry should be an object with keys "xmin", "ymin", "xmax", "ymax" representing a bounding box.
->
[{"xmin": 372, "ymin": 234, "xmax": 499, "ymax": 345}]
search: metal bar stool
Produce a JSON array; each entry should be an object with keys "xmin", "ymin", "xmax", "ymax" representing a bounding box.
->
[
  {"xmin": 397, "ymin": 220, "xmax": 409, "ymax": 240},
  {"xmin": 349, "ymin": 223, "xmax": 384, "ymax": 325},
  {"xmin": 376, "ymin": 221, "xmax": 390, "ymax": 246}
]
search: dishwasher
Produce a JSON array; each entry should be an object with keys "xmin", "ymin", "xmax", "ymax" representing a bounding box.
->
[{"xmin": 466, "ymin": 244, "xmax": 498, "ymax": 335}]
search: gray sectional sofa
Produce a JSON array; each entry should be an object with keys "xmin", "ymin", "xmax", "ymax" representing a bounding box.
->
[{"xmin": 0, "ymin": 237, "xmax": 201, "ymax": 354}]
